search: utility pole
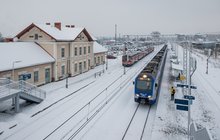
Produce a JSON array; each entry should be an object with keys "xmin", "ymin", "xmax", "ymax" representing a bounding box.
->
[
  {"xmin": 124, "ymin": 42, "xmax": 126, "ymax": 75},
  {"xmin": 187, "ymin": 41, "xmax": 191, "ymax": 140},
  {"xmin": 66, "ymin": 74, "xmax": 68, "ymax": 88},
  {"xmin": 12, "ymin": 61, "xmax": 22, "ymax": 81},
  {"xmin": 206, "ymin": 49, "xmax": 211, "ymax": 74},
  {"xmin": 115, "ymin": 24, "xmax": 117, "ymax": 46}
]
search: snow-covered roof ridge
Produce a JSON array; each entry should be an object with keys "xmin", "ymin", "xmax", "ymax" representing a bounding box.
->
[
  {"xmin": 15, "ymin": 23, "xmax": 94, "ymax": 41},
  {"xmin": 0, "ymin": 42, "xmax": 55, "ymax": 71},
  {"xmin": 93, "ymin": 42, "xmax": 107, "ymax": 54},
  {"xmin": 34, "ymin": 23, "xmax": 84, "ymax": 41}
]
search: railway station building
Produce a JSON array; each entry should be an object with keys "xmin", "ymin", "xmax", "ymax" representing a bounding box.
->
[{"xmin": 15, "ymin": 22, "xmax": 94, "ymax": 81}]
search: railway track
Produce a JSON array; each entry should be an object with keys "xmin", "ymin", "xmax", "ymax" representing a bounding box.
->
[
  {"xmin": 42, "ymin": 47, "xmax": 163, "ymax": 140},
  {"xmin": 122, "ymin": 104, "xmax": 151, "ymax": 140},
  {"xmin": 3, "ymin": 67, "xmax": 129, "ymax": 140},
  {"xmin": 2, "ymin": 46, "xmax": 163, "ymax": 140},
  {"xmin": 43, "ymin": 66, "xmax": 141, "ymax": 140}
]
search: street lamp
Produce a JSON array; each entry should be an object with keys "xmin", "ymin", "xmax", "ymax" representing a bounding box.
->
[
  {"xmin": 123, "ymin": 42, "xmax": 127, "ymax": 75},
  {"xmin": 12, "ymin": 60, "xmax": 22, "ymax": 81},
  {"xmin": 103, "ymin": 61, "xmax": 105, "ymax": 73},
  {"xmin": 206, "ymin": 49, "xmax": 211, "ymax": 74},
  {"xmin": 66, "ymin": 74, "xmax": 68, "ymax": 88},
  {"xmin": 106, "ymin": 47, "xmax": 108, "ymax": 70}
]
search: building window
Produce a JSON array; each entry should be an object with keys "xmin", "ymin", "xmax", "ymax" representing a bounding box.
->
[
  {"xmin": 101, "ymin": 56, "xmax": 103, "ymax": 63},
  {"xmin": 62, "ymin": 65, "xmax": 65, "ymax": 76},
  {"xmin": 34, "ymin": 34, "xmax": 38, "ymax": 40},
  {"xmin": 84, "ymin": 61, "xmax": 86, "ymax": 69},
  {"xmin": 88, "ymin": 46, "xmax": 90, "ymax": 53},
  {"xmin": 84, "ymin": 47, "xmax": 86, "ymax": 55},
  {"xmin": 79, "ymin": 47, "xmax": 82, "ymax": 55},
  {"xmin": 88, "ymin": 59, "xmax": 90, "ymax": 68},
  {"xmin": 98, "ymin": 57, "xmax": 100, "ymax": 64},
  {"xmin": 75, "ymin": 63, "xmax": 77, "ymax": 72},
  {"xmin": 61, "ymin": 48, "xmax": 65, "ymax": 58},
  {"xmin": 75, "ymin": 47, "xmax": 77, "ymax": 56},
  {"xmin": 34, "ymin": 71, "xmax": 39, "ymax": 83},
  {"xmin": 94, "ymin": 57, "xmax": 96, "ymax": 65}
]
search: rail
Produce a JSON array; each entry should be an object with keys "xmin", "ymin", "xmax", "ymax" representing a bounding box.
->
[{"xmin": 43, "ymin": 46, "xmax": 164, "ymax": 140}]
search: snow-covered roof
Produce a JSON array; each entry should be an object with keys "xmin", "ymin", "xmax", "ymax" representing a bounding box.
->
[
  {"xmin": 93, "ymin": 42, "xmax": 107, "ymax": 54},
  {"xmin": 91, "ymin": 35, "xmax": 97, "ymax": 41},
  {"xmin": 16, "ymin": 23, "xmax": 93, "ymax": 41},
  {"xmin": 0, "ymin": 42, "xmax": 55, "ymax": 71},
  {"xmin": 171, "ymin": 62, "xmax": 183, "ymax": 71},
  {"xmin": 35, "ymin": 24, "xmax": 84, "ymax": 41}
]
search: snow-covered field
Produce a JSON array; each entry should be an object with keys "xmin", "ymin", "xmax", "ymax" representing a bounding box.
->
[{"xmin": 0, "ymin": 44, "xmax": 220, "ymax": 140}]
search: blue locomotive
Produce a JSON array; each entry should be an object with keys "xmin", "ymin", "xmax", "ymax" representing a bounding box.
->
[{"xmin": 134, "ymin": 45, "xmax": 167, "ymax": 104}]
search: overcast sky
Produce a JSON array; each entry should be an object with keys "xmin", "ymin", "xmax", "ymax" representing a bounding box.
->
[{"xmin": 0, "ymin": 0, "xmax": 220, "ymax": 37}]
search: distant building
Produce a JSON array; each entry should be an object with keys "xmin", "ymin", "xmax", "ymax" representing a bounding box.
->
[
  {"xmin": 15, "ymin": 22, "xmax": 94, "ymax": 81},
  {"xmin": 176, "ymin": 34, "xmax": 186, "ymax": 42},
  {"xmin": 151, "ymin": 31, "xmax": 161, "ymax": 41},
  {"xmin": 0, "ymin": 42, "xmax": 55, "ymax": 86}
]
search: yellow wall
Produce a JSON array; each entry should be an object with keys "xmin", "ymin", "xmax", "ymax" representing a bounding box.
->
[
  {"xmin": 17, "ymin": 25, "xmax": 95, "ymax": 81},
  {"xmin": 19, "ymin": 27, "xmax": 55, "ymax": 42},
  {"xmin": 0, "ymin": 63, "xmax": 53, "ymax": 86}
]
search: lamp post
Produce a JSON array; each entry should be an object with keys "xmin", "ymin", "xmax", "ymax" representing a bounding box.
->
[
  {"xmin": 66, "ymin": 74, "xmax": 68, "ymax": 88},
  {"xmin": 12, "ymin": 60, "xmax": 22, "ymax": 81},
  {"xmin": 11, "ymin": 60, "xmax": 21, "ymax": 107},
  {"xmin": 123, "ymin": 42, "xmax": 127, "ymax": 75},
  {"xmin": 206, "ymin": 49, "xmax": 211, "ymax": 74},
  {"xmin": 103, "ymin": 61, "xmax": 105, "ymax": 73},
  {"xmin": 106, "ymin": 47, "xmax": 108, "ymax": 70}
]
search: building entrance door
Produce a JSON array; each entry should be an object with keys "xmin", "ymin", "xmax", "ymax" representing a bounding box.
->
[
  {"xmin": 79, "ymin": 62, "xmax": 82, "ymax": 74},
  {"xmin": 45, "ymin": 68, "xmax": 50, "ymax": 83}
]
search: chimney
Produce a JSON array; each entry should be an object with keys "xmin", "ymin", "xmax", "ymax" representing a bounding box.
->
[
  {"xmin": 71, "ymin": 25, "xmax": 75, "ymax": 28},
  {"xmin": 54, "ymin": 22, "xmax": 61, "ymax": 30},
  {"xmin": 46, "ymin": 23, "xmax": 50, "ymax": 25}
]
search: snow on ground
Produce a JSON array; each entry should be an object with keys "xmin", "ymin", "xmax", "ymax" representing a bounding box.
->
[
  {"xmin": 0, "ymin": 44, "xmax": 220, "ymax": 140},
  {"xmin": 151, "ymin": 44, "xmax": 220, "ymax": 140}
]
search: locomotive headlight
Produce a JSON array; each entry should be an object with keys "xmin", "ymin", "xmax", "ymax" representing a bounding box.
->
[
  {"xmin": 148, "ymin": 95, "xmax": 152, "ymax": 98},
  {"xmin": 135, "ymin": 94, "xmax": 140, "ymax": 97},
  {"xmin": 143, "ymin": 74, "xmax": 147, "ymax": 78}
]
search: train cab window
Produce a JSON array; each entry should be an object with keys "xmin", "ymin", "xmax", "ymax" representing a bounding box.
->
[{"xmin": 136, "ymin": 80, "xmax": 152, "ymax": 91}]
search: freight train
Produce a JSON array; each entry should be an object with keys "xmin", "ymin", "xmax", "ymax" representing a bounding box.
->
[{"xmin": 133, "ymin": 44, "xmax": 167, "ymax": 104}]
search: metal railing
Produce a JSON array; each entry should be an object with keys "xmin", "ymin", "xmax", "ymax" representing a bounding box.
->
[
  {"xmin": 0, "ymin": 78, "xmax": 46, "ymax": 100},
  {"xmin": 19, "ymin": 80, "xmax": 46, "ymax": 99},
  {"xmin": 0, "ymin": 81, "xmax": 20, "ymax": 99}
]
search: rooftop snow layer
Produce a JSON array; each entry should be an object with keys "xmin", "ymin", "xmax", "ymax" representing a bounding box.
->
[
  {"xmin": 34, "ymin": 24, "xmax": 84, "ymax": 41},
  {"xmin": 0, "ymin": 42, "xmax": 55, "ymax": 71},
  {"xmin": 93, "ymin": 42, "xmax": 107, "ymax": 53}
]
